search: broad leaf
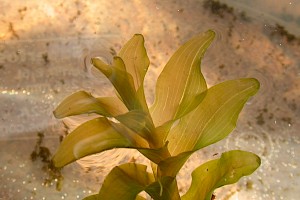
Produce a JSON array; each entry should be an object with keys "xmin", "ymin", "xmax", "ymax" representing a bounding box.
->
[
  {"xmin": 167, "ymin": 78, "xmax": 260, "ymax": 156},
  {"xmin": 145, "ymin": 176, "xmax": 180, "ymax": 200},
  {"xmin": 52, "ymin": 116, "xmax": 170, "ymax": 167},
  {"xmin": 93, "ymin": 163, "xmax": 180, "ymax": 200},
  {"xmin": 118, "ymin": 34, "xmax": 150, "ymax": 90},
  {"xmin": 158, "ymin": 151, "xmax": 192, "ymax": 177},
  {"xmin": 115, "ymin": 110, "xmax": 154, "ymax": 142},
  {"xmin": 91, "ymin": 57, "xmax": 140, "ymax": 110},
  {"xmin": 52, "ymin": 117, "xmax": 139, "ymax": 168},
  {"xmin": 91, "ymin": 56, "xmax": 158, "ymax": 145},
  {"xmin": 116, "ymin": 35, "xmax": 152, "ymax": 120},
  {"xmin": 97, "ymin": 163, "xmax": 155, "ymax": 200},
  {"xmin": 150, "ymin": 30, "xmax": 215, "ymax": 127},
  {"xmin": 182, "ymin": 150, "xmax": 261, "ymax": 200},
  {"xmin": 53, "ymin": 91, "xmax": 127, "ymax": 118}
]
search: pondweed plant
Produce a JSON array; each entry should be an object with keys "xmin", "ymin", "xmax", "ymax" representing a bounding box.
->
[{"xmin": 52, "ymin": 30, "xmax": 261, "ymax": 200}]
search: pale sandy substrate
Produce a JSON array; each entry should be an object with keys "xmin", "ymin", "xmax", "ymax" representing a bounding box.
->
[{"xmin": 0, "ymin": 0, "xmax": 299, "ymax": 199}]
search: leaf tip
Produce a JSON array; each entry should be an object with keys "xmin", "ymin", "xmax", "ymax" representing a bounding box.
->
[
  {"xmin": 252, "ymin": 78, "xmax": 260, "ymax": 90},
  {"xmin": 206, "ymin": 29, "xmax": 216, "ymax": 38},
  {"xmin": 52, "ymin": 110, "xmax": 60, "ymax": 118},
  {"xmin": 133, "ymin": 33, "xmax": 145, "ymax": 41}
]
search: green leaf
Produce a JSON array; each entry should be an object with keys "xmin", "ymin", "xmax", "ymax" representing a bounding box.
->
[
  {"xmin": 52, "ymin": 117, "xmax": 137, "ymax": 168},
  {"xmin": 158, "ymin": 151, "xmax": 192, "ymax": 177},
  {"xmin": 53, "ymin": 91, "xmax": 127, "ymax": 118},
  {"xmin": 182, "ymin": 150, "xmax": 261, "ymax": 200},
  {"xmin": 97, "ymin": 163, "xmax": 155, "ymax": 200},
  {"xmin": 150, "ymin": 30, "xmax": 215, "ymax": 127},
  {"xmin": 145, "ymin": 176, "xmax": 180, "ymax": 200},
  {"xmin": 95, "ymin": 96, "xmax": 128, "ymax": 116},
  {"xmin": 138, "ymin": 142, "xmax": 170, "ymax": 164},
  {"xmin": 117, "ymin": 34, "xmax": 154, "ymax": 142},
  {"xmin": 91, "ymin": 56, "xmax": 156, "ymax": 145},
  {"xmin": 115, "ymin": 110, "xmax": 154, "ymax": 142},
  {"xmin": 91, "ymin": 57, "xmax": 140, "ymax": 110},
  {"xmin": 93, "ymin": 163, "xmax": 180, "ymax": 200},
  {"xmin": 52, "ymin": 116, "xmax": 169, "ymax": 167},
  {"xmin": 118, "ymin": 34, "xmax": 150, "ymax": 90},
  {"xmin": 167, "ymin": 78, "xmax": 260, "ymax": 156},
  {"xmin": 82, "ymin": 194, "xmax": 98, "ymax": 200}
]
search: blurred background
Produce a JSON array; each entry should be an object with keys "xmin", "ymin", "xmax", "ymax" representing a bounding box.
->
[{"xmin": 0, "ymin": 0, "xmax": 299, "ymax": 199}]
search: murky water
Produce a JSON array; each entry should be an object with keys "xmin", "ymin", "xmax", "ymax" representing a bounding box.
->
[{"xmin": 1, "ymin": 0, "xmax": 299, "ymax": 199}]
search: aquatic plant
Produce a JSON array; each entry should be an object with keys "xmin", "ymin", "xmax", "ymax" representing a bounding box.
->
[{"xmin": 52, "ymin": 30, "xmax": 261, "ymax": 200}]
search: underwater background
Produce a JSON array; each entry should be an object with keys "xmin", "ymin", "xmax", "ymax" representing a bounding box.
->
[{"xmin": 0, "ymin": 0, "xmax": 299, "ymax": 199}]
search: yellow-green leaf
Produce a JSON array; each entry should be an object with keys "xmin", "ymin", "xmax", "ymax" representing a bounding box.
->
[
  {"xmin": 158, "ymin": 151, "xmax": 192, "ymax": 177},
  {"xmin": 150, "ymin": 30, "xmax": 215, "ymax": 127},
  {"xmin": 167, "ymin": 78, "xmax": 260, "ymax": 156},
  {"xmin": 93, "ymin": 163, "xmax": 180, "ymax": 200},
  {"xmin": 115, "ymin": 110, "xmax": 154, "ymax": 142},
  {"xmin": 91, "ymin": 57, "xmax": 140, "ymax": 110},
  {"xmin": 182, "ymin": 150, "xmax": 261, "ymax": 200},
  {"xmin": 82, "ymin": 194, "xmax": 98, "ymax": 200},
  {"xmin": 52, "ymin": 117, "xmax": 136, "ymax": 168},
  {"xmin": 52, "ymin": 116, "xmax": 170, "ymax": 167},
  {"xmin": 145, "ymin": 176, "xmax": 180, "ymax": 200},
  {"xmin": 53, "ymin": 91, "xmax": 127, "ymax": 118},
  {"xmin": 118, "ymin": 34, "xmax": 150, "ymax": 90},
  {"xmin": 97, "ymin": 163, "xmax": 155, "ymax": 200}
]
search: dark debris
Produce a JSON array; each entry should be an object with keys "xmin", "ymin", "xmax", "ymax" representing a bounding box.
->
[{"xmin": 30, "ymin": 132, "xmax": 63, "ymax": 191}]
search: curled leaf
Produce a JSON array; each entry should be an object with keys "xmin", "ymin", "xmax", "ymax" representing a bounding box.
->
[
  {"xmin": 151, "ymin": 30, "xmax": 215, "ymax": 127},
  {"xmin": 167, "ymin": 78, "xmax": 260, "ymax": 156},
  {"xmin": 52, "ymin": 117, "xmax": 134, "ymax": 168},
  {"xmin": 182, "ymin": 150, "xmax": 261, "ymax": 200},
  {"xmin": 91, "ymin": 57, "xmax": 139, "ymax": 110},
  {"xmin": 97, "ymin": 163, "xmax": 155, "ymax": 200},
  {"xmin": 118, "ymin": 34, "xmax": 150, "ymax": 90},
  {"xmin": 53, "ymin": 91, "xmax": 127, "ymax": 118}
]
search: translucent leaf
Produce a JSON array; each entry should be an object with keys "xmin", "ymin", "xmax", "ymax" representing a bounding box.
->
[
  {"xmin": 118, "ymin": 34, "xmax": 150, "ymax": 90},
  {"xmin": 182, "ymin": 150, "xmax": 261, "ymax": 200},
  {"xmin": 52, "ymin": 116, "xmax": 169, "ymax": 167},
  {"xmin": 96, "ymin": 96, "xmax": 128, "ymax": 116},
  {"xmin": 167, "ymin": 78, "xmax": 260, "ymax": 156},
  {"xmin": 115, "ymin": 110, "xmax": 154, "ymax": 142},
  {"xmin": 93, "ymin": 163, "xmax": 179, "ymax": 200},
  {"xmin": 97, "ymin": 163, "xmax": 155, "ymax": 200},
  {"xmin": 138, "ymin": 142, "xmax": 170, "ymax": 164},
  {"xmin": 53, "ymin": 91, "xmax": 127, "ymax": 118},
  {"xmin": 52, "ymin": 117, "xmax": 136, "ymax": 168},
  {"xmin": 150, "ymin": 30, "xmax": 215, "ymax": 127},
  {"xmin": 91, "ymin": 57, "xmax": 140, "ymax": 110},
  {"xmin": 145, "ymin": 176, "xmax": 180, "ymax": 200},
  {"xmin": 158, "ymin": 151, "xmax": 192, "ymax": 177}
]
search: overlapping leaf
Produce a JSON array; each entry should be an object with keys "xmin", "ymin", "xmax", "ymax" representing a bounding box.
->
[
  {"xmin": 118, "ymin": 34, "xmax": 150, "ymax": 91},
  {"xmin": 52, "ymin": 117, "xmax": 135, "ymax": 168},
  {"xmin": 96, "ymin": 163, "xmax": 154, "ymax": 200},
  {"xmin": 53, "ymin": 91, "xmax": 127, "ymax": 118},
  {"xmin": 52, "ymin": 31, "xmax": 261, "ymax": 200},
  {"xmin": 150, "ymin": 30, "xmax": 215, "ymax": 127},
  {"xmin": 52, "ymin": 116, "xmax": 169, "ymax": 168},
  {"xmin": 89, "ymin": 163, "xmax": 180, "ymax": 200},
  {"xmin": 167, "ymin": 78, "xmax": 260, "ymax": 156},
  {"xmin": 91, "ymin": 57, "xmax": 139, "ymax": 110},
  {"xmin": 182, "ymin": 150, "xmax": 261, "ymax": 200}
]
